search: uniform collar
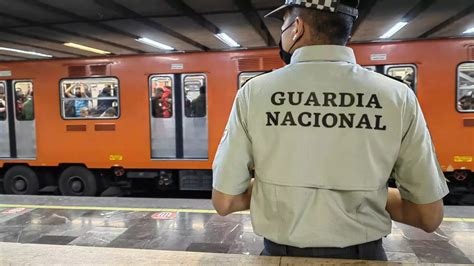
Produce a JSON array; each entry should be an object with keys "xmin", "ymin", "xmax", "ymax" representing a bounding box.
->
[{"xmin": 290, "ymin": 45, "xmax": 356, "ymax": 65}]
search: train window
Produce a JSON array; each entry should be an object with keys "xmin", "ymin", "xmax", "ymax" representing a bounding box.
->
[
  {"xmin": 184, "ymin": 74, "xmax": 207, "ymax": 118},
  {"xmin": 14, "ymin": 81, "xmax": 34, "ymax": 121},
  {"xmin": 0, "ymin": 82, "xmax": 6, "ymax": 121},
  {"xmin": 60, "ymin": 77, "xmax": 119, "ymax": 120},
  {"xmin": 239, "ymin": 72, "xmax": 264, "ymax": 88},
  {"xmin": 150, "ymin": 75, "xmax": 173, "ymax": 118},
  {"xmin": 386, "ymin": 65, "xmax": 417, "ymax": 92},
  {"xmin": 457, "ymin": 62, "xmax": 474, "ymax": 112}
]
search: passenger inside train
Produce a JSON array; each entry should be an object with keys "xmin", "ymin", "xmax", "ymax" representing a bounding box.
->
[
  {"xmin": 151, "ymin": 87, "xmax": 172, "ymax": 118},
  {"xmin": 459, "ymin": 91, "xmax": 474, "ymax": 111},
  {"xmin": 14, "ymin": 82, "xmax": 34, "ymax": 121},
  {"xmin": 184, "ymin": 76, "xmax": 207, "ymax": 118},
  {"xmin": 150, "ymin": 77, "xmax": 173, "ymax": 119},
  {"xmin": 65, "ymin": 83, "xmax": 91, "ymax": 117},
  {"xmin": 62, "ymin": 79, "xmax": 119, "ymax": 119},
  {"xmin": 190, "ymin": 86, "xmax": 206, "ymax": 117},
  {"xmin": 96, "ymin": 85, "xmax": 114, "ymax": 113}
]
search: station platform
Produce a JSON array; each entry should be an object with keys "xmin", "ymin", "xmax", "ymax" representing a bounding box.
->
[
  {"xmin": 0, "ymin": 195, "xmax": 473, "ymax": 264},
  {"xmin": 0, "ymin": 242, "xmax": 408, "ymax": 266}
]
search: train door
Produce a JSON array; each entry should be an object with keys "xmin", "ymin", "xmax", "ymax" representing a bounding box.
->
[
  {"xmin": 0, "ymin": 80, "xmax": 36, "ymax": 159},
  {"xmin": 150, "ymin": 75, "xmax": 177, "ymax": 158},
  {"xmin": 182, "ymin": 74, "xmax": 208, "ymax": 159},
  {"xmin": 150, "ymin": 74, "xmax": 208, "ymax": 160}
]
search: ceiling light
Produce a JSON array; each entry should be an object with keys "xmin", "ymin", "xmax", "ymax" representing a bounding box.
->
[
  {"xmin": 380, "ymin": 22, "xmax": 409, "ymax": 39},
  {"xmin": 64, "ymin": 42, "xmax": 111, "ymax": 55},
  {"xmin": 463, "ymin": 27, "xmax": 474, "ymax": 34},
  {"xmin": 136, "ymin": 38, "xmax": 175, "ymax": 51},
  {"xmin": 215, "ymin": 33, "xmax": 240, "ymax": 48},
  {"xmin": 0, "ymin": 47, "xmax": 53, "ymax": 58}
]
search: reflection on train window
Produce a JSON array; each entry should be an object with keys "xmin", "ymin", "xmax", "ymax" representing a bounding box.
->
[
  {"xmin": 457, "ymin": 62, "xmax": 474, "ymax": 112},
  {"xmin": 239, "ymin": 72, "xmax": 264, "ymax": 88},
  {"xmin": 387, "ymin": 66, "xmax": 416, "ymax": 91},
  {"xmin": 14, "ymin": 81, "xmax": 34, "ymax": 121},
  {"xmin": 0, "ymin": 82, "xmax": 6, "ymax": 121},
  {"xmin": 150, "ymin": 76, "xmax": 173, "ymax": 119},
  {"xmin": 60, "ymin": 77, "xmax": 119, "ymax": 120},
  {"xmin": 184, "ymin": 74, "xmax": 207, "ymax": 118}
]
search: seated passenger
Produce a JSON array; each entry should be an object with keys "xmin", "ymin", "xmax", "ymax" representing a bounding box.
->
[
  {"xmin": 79, "ymin": 107, "xmax": 90, "ymax": 118},
  {"xmin": 100, "ymin": 107, "xmax": 117, "ymax": 118},
  {"xmin": 459, "ymin": 91, "xmax": 473, "ymax": 111},
  {"xmin": 64, "ymin": 100, "xmax": 76, "ymax": 118}
]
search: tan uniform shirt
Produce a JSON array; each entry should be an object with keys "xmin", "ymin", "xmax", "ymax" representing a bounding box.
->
[{"xmin": 213, "ymin": 45, "xmax": 449, "ymax": 248}]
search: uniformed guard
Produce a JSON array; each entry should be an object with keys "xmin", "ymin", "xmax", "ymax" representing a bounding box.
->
[{"xmin": 212, "ymin": 0, "xmax": 449, "ymax": 260}]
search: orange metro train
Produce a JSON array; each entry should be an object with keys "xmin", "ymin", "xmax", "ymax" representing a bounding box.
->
[{"xmin": 0, "ymin": 38, "xmax": 473, "ymax": 196}]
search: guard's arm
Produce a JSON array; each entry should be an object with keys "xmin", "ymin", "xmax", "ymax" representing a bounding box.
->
[
  {"xmin": 389, "ymin": 89, "xmax": 449, "ymax": 233},
  {"xmin": 212, "ymin": 88, "xmax": 254, "ymax": 216},
  {"xmin": 386, "ymin": 188, "xmax": 444, "ymax": 233},
  {"xmin": 212, "ymin": 179, "xmax": 254, "ymax": 216}
]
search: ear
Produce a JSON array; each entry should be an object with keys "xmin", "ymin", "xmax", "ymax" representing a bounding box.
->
[{"xmin": 293, "ymin": 16, "xmax": 305, "ymax": 41}]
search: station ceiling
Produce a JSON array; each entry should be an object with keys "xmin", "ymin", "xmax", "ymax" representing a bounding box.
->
[{"xmin": 0, "ymin": 0, "xmax": 472, "ymax": 61}]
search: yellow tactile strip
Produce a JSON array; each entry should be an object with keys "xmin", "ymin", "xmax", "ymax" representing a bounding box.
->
[
  {"xmin": 0, "ymin": 204, "xmax": 472, "ymax": 222},
  {"xmin": 0, "ymin": 203, "xmax": 250, "ymax": 215}
]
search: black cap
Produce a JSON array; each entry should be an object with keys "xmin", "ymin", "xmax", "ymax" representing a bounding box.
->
[{"xmin": 265, "ymin": 0, "xmax": 359, "ymax": 20}]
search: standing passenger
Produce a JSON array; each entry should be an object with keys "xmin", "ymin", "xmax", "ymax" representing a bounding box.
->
[
  {"xmin": 22, "ymin": 91, "xmax": 34, "ymax": 120},
  {"xmin": 191, "ymin": 86, "xmax": 206, "ymax": 117},
  {"xmin": 65, "ymin": 83, "xmax": 90, "ymax": 118},
  {"xmin": 152, "ymin": 88, "xmax": 164, "ymax": 118},
  {"xmin": 97, "ymin": 85, "xmax": 114, "ymax": 115},
  {"xmin": 212, "ymin": 0, "xmax": 449, "ymax": 261},
  {"xmin": 161, "ymin": 86, "xmax": 173, "ymax": 118},
  {"xmin": 15, "ymin": 91, "xmax": 25, "ymax": 119}
]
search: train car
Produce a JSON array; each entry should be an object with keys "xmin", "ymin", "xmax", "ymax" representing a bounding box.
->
[{"xmin": 0, "ymin": 38, "xmax": 472, "ymax": 196}]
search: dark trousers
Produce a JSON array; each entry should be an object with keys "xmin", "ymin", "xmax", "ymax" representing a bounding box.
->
[{"xmin": 262, "ymin": 238, "xmax": 388, "ymax": 261}]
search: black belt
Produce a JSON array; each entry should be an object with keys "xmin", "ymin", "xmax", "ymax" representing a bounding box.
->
[{"xmin": 262, "ymin": 238, "xmax": 387, "ymax": 261}]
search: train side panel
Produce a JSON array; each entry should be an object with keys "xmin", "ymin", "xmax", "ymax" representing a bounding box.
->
[{"xmin": 0, "ymin": 39, "xmax": 472, "ymax": 195}]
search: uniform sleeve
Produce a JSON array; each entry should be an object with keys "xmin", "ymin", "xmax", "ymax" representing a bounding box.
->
[
  {"xmin": 212, "ymin": 88, "xmax": 254, "ymax": 195},
  {"xmin": 392, "ymin": 89, "xmax": 449, "ymax": 204}
]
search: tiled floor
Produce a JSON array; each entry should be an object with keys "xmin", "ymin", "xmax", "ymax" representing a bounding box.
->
[{"xmin": 0, "ymin": 195, "xmax": 472, "ymax": 264}]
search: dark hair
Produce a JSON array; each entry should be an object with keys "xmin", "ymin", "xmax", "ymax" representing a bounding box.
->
[{"xmin": 289, "ymin": 7, "xmax": 354, "ymax": 45}]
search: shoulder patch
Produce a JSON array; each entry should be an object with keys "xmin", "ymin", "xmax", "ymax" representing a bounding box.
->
[{"xmin": 240, "ymin": 70, "xmax": 273, "ymax": 88}]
